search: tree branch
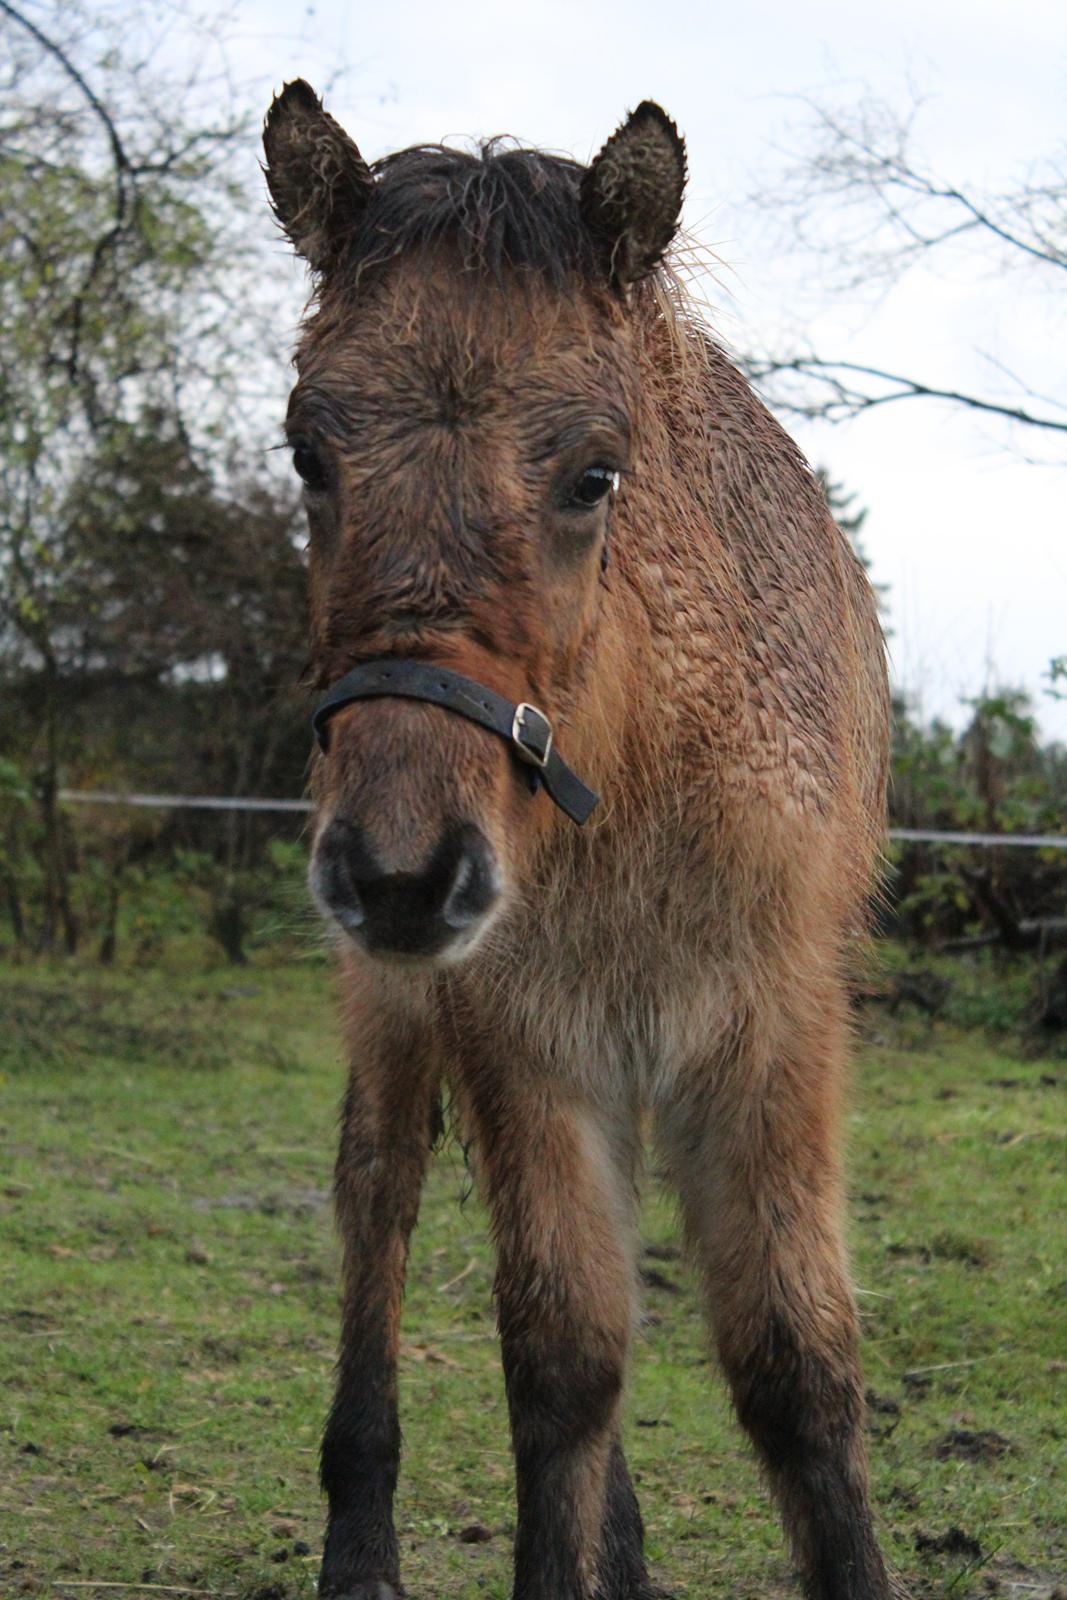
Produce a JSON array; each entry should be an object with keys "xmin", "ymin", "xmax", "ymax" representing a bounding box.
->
[
  {"xmin": 743, "ymin": 92, "xmax": 1066, "ymax": 451},
  {"xmin": 744, "ymin": 355, "xmax": 1067, "ymax": 435},
  {"xmin": 0, "ymin": 0, "xmax": 131, "ymax": 195}
]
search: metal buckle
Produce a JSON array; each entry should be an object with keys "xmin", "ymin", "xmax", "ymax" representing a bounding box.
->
[{"xmin": 511, "ymin": 703, "xmax": 552, "ymax": 769}]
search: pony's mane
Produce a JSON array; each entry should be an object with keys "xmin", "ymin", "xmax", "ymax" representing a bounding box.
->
[{"xmin": 341, "ymin": 140, "xmax": 611, "ymax": 290}]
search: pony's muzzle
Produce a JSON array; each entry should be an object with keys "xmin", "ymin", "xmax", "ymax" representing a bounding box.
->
[{"xmin": 311, "ymin": 815, "xmax": 500, "ymax": 960}]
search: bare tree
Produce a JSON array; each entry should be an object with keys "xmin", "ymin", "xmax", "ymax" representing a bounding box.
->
[
  {"xmin": 0, "ymin": 0, "xmax": 282, "ymax": 949},
  {"xmin": 740, "ymin": 93, "xmax": 1067, "ymax": 445}
]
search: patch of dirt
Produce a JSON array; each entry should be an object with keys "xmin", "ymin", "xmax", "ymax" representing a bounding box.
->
[
  {"xmin": 457, "ymin": 1522, "xmax": 493, "ymax": 1543},
  {"xmin": 640, "ymin": 1266, "xmax": 681, "ymax": 1294},
  {"xmin": 643, "ymin": 1243, "xmax": 681, "ymax": 1263},
  {"xmin": 915, "ymin": 1525, "xmax": 983, "ymax": 1560},
  {"xmin": 200, "ymin": 1334, "xmax": 242, "ymax": 1363},
  {"xmin": 107, "ymin": 1420, "xmax": 173, "ymax": 1440},
  {"xmin": 935, "ymin": 1427, "xmax": 1014, "ymax": 1463},
  {"xmin": 887, "ymin": 1231, "xmax": 994, "ymax": 1268},
  {"xmin": 1, "ymin": 1307, "xmax": 61, "ymax": 1331},
  {"xmin": 932, "ymin": 1230, "xmax": 995, "ymax": 1266}
]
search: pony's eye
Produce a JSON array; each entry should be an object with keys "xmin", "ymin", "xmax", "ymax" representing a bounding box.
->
[
  {"xmin": 291, "ymin": 438, "xmax": 329, "ymax": 492},
  {"xmin": 570, "ymin": 466, "xmax": 620, "ymax": 508}
]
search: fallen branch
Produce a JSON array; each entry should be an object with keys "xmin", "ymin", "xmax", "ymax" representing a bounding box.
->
[{"xmin": 52, "ymin": 1585, "xmax": 234, "ymax": 1596}]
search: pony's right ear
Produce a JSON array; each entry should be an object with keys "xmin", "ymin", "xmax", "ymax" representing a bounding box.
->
[{"xmin": 262, "ymin": 80, "xmax": 373, "ymax": 271}]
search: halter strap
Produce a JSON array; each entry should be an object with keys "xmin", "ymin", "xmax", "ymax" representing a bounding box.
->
[{"xmin": 312, "ymin": 659, "xmax": 599, "ymax": 826}]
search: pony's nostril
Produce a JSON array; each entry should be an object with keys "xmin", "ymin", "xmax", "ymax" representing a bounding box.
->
[
  {"xmin": 312, "ymin": 825, "xmax": 367, "ymax": 929},
  {"xmin": 442, "ymin": 834, "xmax": 497, "ymax": 929}
]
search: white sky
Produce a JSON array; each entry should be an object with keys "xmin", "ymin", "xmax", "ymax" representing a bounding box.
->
[{"xmin": 227, "ymin": 0, "xmax": 1067, "ymax": 739}]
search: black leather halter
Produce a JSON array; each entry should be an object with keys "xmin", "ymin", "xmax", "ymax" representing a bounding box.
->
[{"xmin": 312, "ymin": 659, "xmax": 599, "ymax": 826}]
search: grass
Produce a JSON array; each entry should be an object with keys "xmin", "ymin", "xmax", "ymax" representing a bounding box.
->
[{"xmin": 0, "ymin": 953, "xmax": 1063, "ymax": 1600}]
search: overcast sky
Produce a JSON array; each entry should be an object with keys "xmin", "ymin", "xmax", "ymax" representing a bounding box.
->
[{"xmin": 228, "ymin": 0, "xmax": 1066, "ymax": 738}]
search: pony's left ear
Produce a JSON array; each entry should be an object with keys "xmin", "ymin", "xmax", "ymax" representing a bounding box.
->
[{"xmin": 580, "ymin": 102, "xmax": 687, "ymax": 285}]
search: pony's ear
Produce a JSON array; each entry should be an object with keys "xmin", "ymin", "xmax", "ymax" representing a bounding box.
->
[
  {"xmin": 580, "ymin": 102, "xmax": 687, "ymax": 285},
  {"xmin": 263, "ymin": 80, "xmax": 373, "ymax": 271}
]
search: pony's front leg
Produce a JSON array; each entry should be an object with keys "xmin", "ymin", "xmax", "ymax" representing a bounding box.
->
[
  {"xmin": 464, "ymin": 1071, "xmax": 647, "ymax": 1600},
  {"xmin": 659, "ymin": 995, "xmax": 894, "ymax": 1600},
  {"xmin": 318, "ymin": 989, "xmax": 441, "ymax": 1600}
]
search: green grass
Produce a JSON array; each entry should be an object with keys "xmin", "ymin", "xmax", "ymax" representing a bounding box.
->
[{"xmin": 0, "ymin": 955, "xmax": 1063, "ymax": 1599}]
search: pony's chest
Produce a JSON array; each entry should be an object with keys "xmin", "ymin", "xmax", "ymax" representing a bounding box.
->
[{"xmin": 472, "ymin": 863, "xmax": 735, "ymax": 1104}]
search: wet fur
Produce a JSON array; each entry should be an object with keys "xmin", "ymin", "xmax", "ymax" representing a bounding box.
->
[{"xmin": 265, "ymin": 84, "xmax": 896, "ymax": 1600}]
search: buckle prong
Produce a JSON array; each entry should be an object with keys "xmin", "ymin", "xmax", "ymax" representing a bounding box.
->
[{"xmin": 511, "ymin": 703, "xmax": 552, "ymax": 769}]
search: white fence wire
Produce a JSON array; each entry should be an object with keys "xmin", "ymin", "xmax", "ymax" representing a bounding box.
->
[
  {"xmin": 57, "ymin": 790, "xmax": 1067, "ymax": 849},
  {"xmin": 60, "ymin": 790, "xmax": 313, "ymax": 814}
]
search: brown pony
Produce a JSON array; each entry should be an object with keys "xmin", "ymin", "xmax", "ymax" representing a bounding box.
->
[{"xmin": 263, "ymin": 81, "xmax": 896, "ymax": 1600}]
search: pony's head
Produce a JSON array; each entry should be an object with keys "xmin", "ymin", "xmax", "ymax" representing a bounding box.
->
[{"xmin": 264, "ymin": 82, "xmax": 686, "ymax": 963}]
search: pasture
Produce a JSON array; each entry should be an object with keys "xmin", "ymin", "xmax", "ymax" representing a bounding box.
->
[{"xmin": 1, "ymin": 955, "xmax": 1063, "ymax": 1600}]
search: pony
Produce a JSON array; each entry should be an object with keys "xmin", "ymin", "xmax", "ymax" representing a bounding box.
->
[{"xmin": 263, "ymin": 80, "xmax": 896, "ymax": 1600}]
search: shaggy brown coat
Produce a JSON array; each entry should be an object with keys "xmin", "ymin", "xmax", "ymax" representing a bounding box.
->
[{"xmin": 263, "ymin": 80, "xmax": 896, "ymax": 1600}]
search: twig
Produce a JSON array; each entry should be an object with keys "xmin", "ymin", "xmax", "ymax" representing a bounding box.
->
[
  {"xmin": 438, "ymin": 1258, "xmax": 478, "ymax": 1293},
  {"xmin": 98, "ymin": 1145, "xmax": 157, "ymax": 1167},
  {"xmin": 902, "ymin": 1358, "xmax": 982, "ymax": 1377}
]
